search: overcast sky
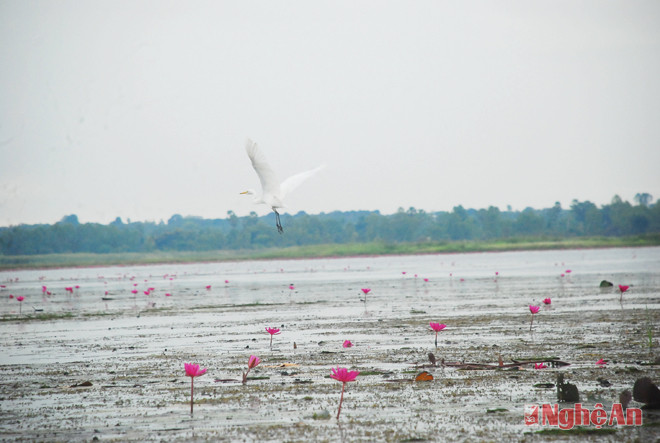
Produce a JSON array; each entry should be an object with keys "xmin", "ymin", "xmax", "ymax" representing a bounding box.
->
[{"xmin": 1, "ymin": 1, "xmax": 659, "ymax": 226}]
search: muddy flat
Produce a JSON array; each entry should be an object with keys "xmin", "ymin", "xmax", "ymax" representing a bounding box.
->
[{"xmin": 1, "ymin": 247, "xmax": 659, "ymax": 441}]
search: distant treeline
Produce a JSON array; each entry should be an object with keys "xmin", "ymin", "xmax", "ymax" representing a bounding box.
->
[{"xmin": 1, "ymin": 194, "xmax": 659, "ymax": 255}]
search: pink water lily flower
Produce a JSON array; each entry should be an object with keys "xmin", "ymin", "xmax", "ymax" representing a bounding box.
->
[
  {"xmin": 430, "ymin": 322, "xmax": 446, "ymax": 348},
  {"xmin": 618, "ymin": 284, "xmax": 630, "ymax": 302},
  {"xmin": 184, "ymin": 363, "xmax": 207, "ymax": 414},
  {"xmin": 343, "ymin": 340, "xmax": 354, "ymax": 348},
  {"xmin": 330, "ymin": 367, "xmax": 360, "ymax": 419},
  {"xmin": 243, "ymin": 355, "xmax": 261, "ymax": 384},
  {"xmin": 360, "ymin": 288, "xmax": 371, "ymax": 303},
  {"xmin": 248, "ymin": 355, "xmax": 261, "ymax": 369},
  {"xmin": 529, "ymin": 305, "xmax": 540, "ymax": 331},
  {"xmin": 534, "ymin": 363, "xmax": 547, "ymax": 369},
  {"xmin": 16, "ymin": 295, "xmax": 25, "ymax": 314},
  {"xmin": 542, "ymin": 298, "xmax": 551, "ymax": 305},
  {"xmin": 266, "ymin": 327, "xmax": 281, "ymax": 349},
  {"xmin": 596, "ymin": 358, "xmax": 607, "ymax": 366}
]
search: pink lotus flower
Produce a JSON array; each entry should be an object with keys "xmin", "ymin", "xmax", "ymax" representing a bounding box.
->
[
  {"xmin": 542, "ymin": 298, "xmax": 551, "ymax": 305},
  {"xmin": 330, "ymin": 367, "xmax": 360, "ymax": 419},
  {"xmin": 529, "ymin": 305, "xmax": 540, "ymax": 331},
  {"xmin": 534, "ymin": 363, "xmax": 547, "ymax": 369},
  {"xmin": 224, "ymin": 280, "xmax": 229, "ymax": 284},
  {"xmin": 596, "ymin": 358, "xmax": 607, "ymax": 366},
  {"xmin": 343, "ymin": 340, "xmax": 353, "ymax": 348},
  {"xmin": 131, "ymin": 289, "xmax": 138, "ymax": 295},
  {"xmin": 288, "ymin": 285, "xmax": 295, "ymax": 290},
  {"xmin": 430, "ymin": 322, "xmax": 446, "ymax": 348},
  {"xmin": 266, "ymin": 327, "xmax": 281, "ymax": 349},
  {"xmin": 618, "ymin": 284, "xmax": 629, "ymax": 302},
  {"xmin": 16, "ymin": 295, "xmax": 24, "ymax": 302},
  {"xmin": 243, "ymin": 355, "xmax": 261, "ymax": 384},
  {"xmin": 205, "ymin": 285, "xmax": 211, "ymax": 290},
  {"xmin": 184, "ymin": 363, "xmax": 207, "ymax": 414},
  {"xmin": 565, "ymin": 269, "xmax": 572, "ymax": 274},
  {"xmin": 423, "ymin": 278, "xmax": 429, "ymax": 282},
  {"xmin": 165, "ymin": 293, "xmax": 172, "ymax": 297}
]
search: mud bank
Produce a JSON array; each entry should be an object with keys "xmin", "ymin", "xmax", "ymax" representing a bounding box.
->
[{"xmin": 1, "ymin": 248, "xmax": 659, "ymax": 441}]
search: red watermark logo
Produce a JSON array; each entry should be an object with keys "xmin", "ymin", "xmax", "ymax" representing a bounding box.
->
[{"xmin": 524, "ymin": 403, "xmax": 642, "ymax": 429}]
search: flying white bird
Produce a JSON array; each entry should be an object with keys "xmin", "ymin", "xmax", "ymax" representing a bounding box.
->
[{"xmin": 241, "ymin": 139, "xmax": 324, "ymax": 233}]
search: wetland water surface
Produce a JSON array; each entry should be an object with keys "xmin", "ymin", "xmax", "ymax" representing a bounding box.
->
[{"xmin": 1, "ymin": 247, "xmax": 659, "ymax": 441}]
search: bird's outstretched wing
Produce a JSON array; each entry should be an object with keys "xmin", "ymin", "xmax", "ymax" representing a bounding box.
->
[
  {"xmin": 245, "ymin": 139, "xmax": 281, "ymax": 197},
  {"xmin": 280, "ymin": 164, "xmax": 325, "ymax": 199}
]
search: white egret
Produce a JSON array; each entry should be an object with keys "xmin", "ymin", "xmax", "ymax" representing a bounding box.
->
[{"xmin": 241, "ymin": 139, "xmax": 324, "ymax": 234}]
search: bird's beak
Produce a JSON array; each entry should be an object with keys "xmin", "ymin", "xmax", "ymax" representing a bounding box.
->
[{"xmin": 240, "ymin": 191, "xmax": 248, "ymax": 195}]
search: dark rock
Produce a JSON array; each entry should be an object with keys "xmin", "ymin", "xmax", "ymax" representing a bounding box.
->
[
  {"xmin": 633, "ymin": 377, "xmax": 660, "ymax": 409},
  {"xmin": 619, "ymin": 390, "xmax": 632, "ymax": 408},
  {"xmin": 599, "ymin": 280, "xmax": 613, "ymax": 287},
  {"xmin": 557, "ymin": 373, "xmax": 579, "ymax": 402}
]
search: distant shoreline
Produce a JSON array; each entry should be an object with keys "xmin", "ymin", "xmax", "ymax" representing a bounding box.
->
[{"xmin": 1, "ymin": 235, "xmax": 658, "ymax": 271}]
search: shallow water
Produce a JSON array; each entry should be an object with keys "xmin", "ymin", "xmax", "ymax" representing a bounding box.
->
[{"xmin": 1, "ymin": 247, "xmax": 659, "ymax": 441}]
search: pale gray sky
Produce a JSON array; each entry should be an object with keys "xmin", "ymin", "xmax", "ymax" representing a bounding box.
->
[{"xmin": 1, "ymin": 1, "xmax": 659, "ymax": 226}]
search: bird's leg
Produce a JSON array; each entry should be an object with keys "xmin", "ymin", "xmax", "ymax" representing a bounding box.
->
[{"xmin": 273, "ymin": 209, "xmax": 284, "ymax": 234}]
